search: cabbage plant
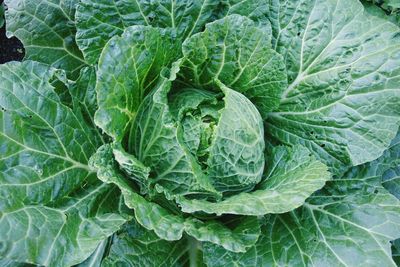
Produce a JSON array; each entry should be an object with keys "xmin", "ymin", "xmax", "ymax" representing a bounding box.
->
[{"xmin": 1, "ymin": 0, "xmax": 400, "ymax": 266}]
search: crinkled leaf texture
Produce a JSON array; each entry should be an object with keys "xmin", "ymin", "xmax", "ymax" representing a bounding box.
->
[
  {"xmin": 94, "ymin": 25, "xmax": 180, "ymax": 141},
  {"xmin": 75, "ymin": 0, "xmax": 219, "ymax": 64},
  {"xmin": 90, "ymin": 143, "xmax": 261, "ymax": 253},
  {"xmin": 128, "ymin": 73, "xmax": 266, "ymax": 199},
  {"xmin": 367, "ymin": 131, "xmax": 400, "ymax": 262},
  {"xmin": 380, "ymin": 132, "xmax": 400, "ymax": 199},
  {"xmin": 2, "ymin": 0, "xmax": 400, "ymax": 266},
  {"xmin": 175, "ymin": 145, "xmax": 330, "ymax": 216},
  {"xmin": 0, "ymin": 61, "xmax": 127, "ymax": 266},
  {"xmin": 101, "ymin": 221, "xmax": 187, "ymax": 267},
  {"xmin": 181, "ymin": 14, "xmax": 287, "ymax": 117},
  {"xmin": 266, "ymin": 0, "xmax": 400, "ymax": 173},
  {"xmin": 5, "ymin": 0, "xmax": 85, "ymax": 78},
  {"xmin": 203, "ymin": 165, "xmax": 400, "ymax": 267}
]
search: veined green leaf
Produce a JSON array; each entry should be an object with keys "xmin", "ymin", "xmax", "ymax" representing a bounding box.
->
[
  {"xmin": 5, "ymin": 0, "xmax": 85, "ymax": 78},
  {"xmin": 181, "ymin": 14, "xmax": 287, "ymax": 117},
  {"xmin": 101, "ymin": 221, "xmax": 186, "ymax": 267},
  {"xmin": 217, "ymin": 0, "xmax": 272, "ymax": 36},
  {"xmin": 203, "ymin": 168, "xmax": 400, "ymax": 266},
  {"xmin": 75, "ymin": 239, "xmax": 109, "ymax": 267},
  {"xmin": 266, "ymin": 0, "xmax": 400, "ymax": 173},
  {"xmin": 94, "ymin": 26, "xmax": 180, "ymax": 141},
  {"xmin": 0, "ymin": 182, "xmax": 127, "ymax": 266},
  {"xmin": 380, "ymin": 132, "xmax": 400, "ymax": 199},
  {"xmin": 0, "ymin": 61, "xmax": 100, "ymax": 211},
  {"xmin": 175, "ymin": 145, "xmax": 330, "ymax": 216},
  {"xmin": 90, "ymin": 144, "xmax": 261, "ymax": 253},
  {"xmin": 0, "ymin": 61, "xmax": 127, "ymax": 266},
  {"xmin": 75, "ymin": 0, "xmax": 218, "ymax": 64},
  {"xmin": 129, "ymin": 69, "xmax": 266, "ymax": 198}
]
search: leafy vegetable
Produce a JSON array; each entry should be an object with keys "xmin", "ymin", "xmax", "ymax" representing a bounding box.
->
[
  {"xmin": 0, "ymin": 3, "xmax": 4, "ymax": 28},
  {"xmin": 1, "ymin": 0, "xmax": 400, "ymax": 266}
]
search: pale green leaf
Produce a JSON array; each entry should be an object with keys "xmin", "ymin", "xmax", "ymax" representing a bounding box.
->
[
  {"xmin": 75, "ymin": 239, "xmax": 109, "ymax": 267},
  {"xmin": 266, "ymin": 0, "xmax": 400, "ymax": 173},
  {"xmin": 5, "ymin": 0, "xmax": 85, "ymax": 78},
  {"xmin": 203, "ymin": 169, "xmax": 400, "ymax": 266},
  {"xmin": 381, "ymin": 132, "xmax": 400, "ymax": 199},
  {"xmin": 94, "ymin": 26, "xmax": 180, "ymax": 141}
]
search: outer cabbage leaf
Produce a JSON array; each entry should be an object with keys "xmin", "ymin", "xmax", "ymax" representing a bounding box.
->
[
  {"xmin": 175, "ymin": 145, "xmax": 330, "ymax": 216},
  {"xmin": 94, "ymin": 26, "xmax": 180, "ymax": 141},
  {"xmin": 0, "ymin": 61, "xmax": 100, "ymax": 211},
  {"xmin": 90, "ymin": 144, "xmax": 261, "ymax": 253},
  {"xmin": 0, "ymin": 183, "xmax": 127, "ymax": 266},
  {"xmin": 217, "ymin": 0, "xmax": 273, "ymax": 37},
  {"xmin": 203, "ymin": 165, "xmax": 400, "ymax": 266},
  {"xmin": 0, "ymin": 61, "xmax": 127, "ymax": 266},
  {"xmin": 5, "ymin": 0, "xmax": 85, "ymax": 78},
  {"xmin": 371, "ymin": 131, "xmax": 400, "ymax": 263},
  {"xmin": 266, "ymin": 0, "xmax": 400, "ymax": 173},
  {"xmin": 101, "ymin": 221, "xmax": 186, "ymax": 267},
  {"xmin": 181, "ymin": 14, "xmax": 287, "ymax": 117},
  {"xmin": 75, "ymin": 0, "xmax": 218, "ymax": 64}
]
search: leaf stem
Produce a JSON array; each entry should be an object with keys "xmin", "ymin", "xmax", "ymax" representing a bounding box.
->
[{"xmin": 188, "ymin": 236, "xmax": 200, "ymax": 267}]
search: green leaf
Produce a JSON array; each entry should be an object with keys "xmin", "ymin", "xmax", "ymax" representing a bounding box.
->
[
  {"xmin": 0, "ymin": 3, "xmax": 4, "ymax": 28},
  {"xmin": 380, "ymin": 132, "xmax": 400, "ymax": 199},
  {"xmin": 113, "ymin": 144, "xmax": 151, "ymax": 195},
  {"xmin": 203, "ymin": 168, "xmax": 400, "ymax": 266},
  {"xmin": 181, "ymin": 14, "xmax": 287, "ymax": 117},
  {"xmin": 206, "ymin": 83, "xmax": 265, "ymax": 194},
  {"xmin": 70, "ymin": 66, "xmax": 98, "ymax": 127},
  {"xmin": 0, "ymin": 258, "xmax": 34, "ymax": 267},
  {"xmin": 0, "ymin": 182, "xmax": 127, "ymax": 266},
  {"xmin": 101, "ymin": 221, "xmax": 186, "ymax": 267},
  {"xmin": 75, "ymin": 0, "xmax": 219, "ymax": 64},
  {"xmin": 90, "ymin": 144, "xmax": 261, "ymax": 253},
  {"xmin": 393, "ymin": 239, "xmax": 400, "ymax": 265},
  {"xmin": 5, "ymin": 0, "xmax": 86, "ymax": 78},
  {"xmin": 129, "ymin": 70, "xmax": 267, "ymax": 198},
  {"xmin": 217, "ymin": 0, "xmax": 272, "ymax": 36},
  {"xmin": 75, "ymin": 239, "xmax": 109, "ymax": 267},
  {"xmin": 266, "ymin": 0, "xmax": 400, "ymax": 173},
  {"xmin": 0, "ymin": 61, "xmax": 100, "ymax": 211},
  {"xmin": 94, "ymin": 26, "xmax": 180, "ymax": 141},
  {"xmin": 128, "ymin": 74, "xmax": 220, "ymax": 198},
  {"xmin": 0, "ymin": 61, "xmax": 127, "ymax": 266},
  {"xmin": 175, "ymin": 145, "xmax": 330, "ymax": 216}
]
